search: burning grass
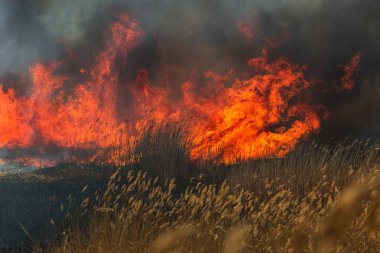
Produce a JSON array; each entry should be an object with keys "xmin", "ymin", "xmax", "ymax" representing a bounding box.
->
[
  {"xmin": 0, "ymin": 14, "xmax": 363, "ymax": 165},
  {"xmin": 0, "ymin": 6, "xmax": 376, "ymax": 253}
]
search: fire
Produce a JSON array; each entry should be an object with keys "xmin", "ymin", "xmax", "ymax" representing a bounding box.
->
[
  {"xmin": 1, "ymin": 15, "xmax": 143, "ymax": 150},
  {"xmin": 0, "ymin": 14, "xmax": 361, "ymax": 165},
  {"xmin": 189, "ymin": 50, "xmax": 321, "ymax": 163},
  {"xmin": 237, "ymin": 20, "xmax": 255, "ymax": 41},
  {"xmin": 340, "ymin": 52, "xmax": 364, "ymax": 90}
]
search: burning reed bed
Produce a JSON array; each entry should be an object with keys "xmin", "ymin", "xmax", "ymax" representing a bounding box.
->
[{"xmin": 28, "ymin": 128, "xmax": 379, "ymax": 253}]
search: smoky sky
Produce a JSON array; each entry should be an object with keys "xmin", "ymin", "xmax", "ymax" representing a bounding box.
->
[{"xmin": 0, "ymin": 0, "xmax": 379, "ymax": 138}]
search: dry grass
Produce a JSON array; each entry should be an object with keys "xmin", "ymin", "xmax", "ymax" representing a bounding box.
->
[
  {"xmin": 28, "ymin": 125, "xmax": 380, "ymax": 252},
  {"xmin": 34, "ymin": 166, "xmax": 380, "ymax": 253}
]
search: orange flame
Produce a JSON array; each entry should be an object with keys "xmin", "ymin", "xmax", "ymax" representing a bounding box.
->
[
  {"xmin": 1, "ymin": 15, "xmax": 143, "ymax": 150},
  {"xmin": 0, "ymin": 14, "xmax": 357, "ymax": 165},
  {"xmin": 340, "ymin": 52, "xmax": 363, "ymax": 90},
  {"xmin": 188, "ymin": 50, "xmax": 321, "ymax": 162}
]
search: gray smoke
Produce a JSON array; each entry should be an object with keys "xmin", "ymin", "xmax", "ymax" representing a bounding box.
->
[
  {"xmin": 0, "ymin": 0, "xmax": 379, "ymax": 137},
  {"xmin": 0, "ymin": 1, "xmax": 60, "ymax": 75},
  {"xmin": 39, "ymin": 0, "xmax": 110, "ymax": 44}
]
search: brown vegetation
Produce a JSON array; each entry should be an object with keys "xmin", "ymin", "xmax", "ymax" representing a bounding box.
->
[{"xmin": 30, "ymin": 127, "xmax": 379, "ymax": 253}]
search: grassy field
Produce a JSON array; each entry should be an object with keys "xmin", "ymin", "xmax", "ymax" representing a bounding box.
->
[{"xmin": 0, "ymin": 126, "xmax": 379, "ymax": 252}]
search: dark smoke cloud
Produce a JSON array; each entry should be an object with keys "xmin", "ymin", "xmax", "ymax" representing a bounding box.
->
[
  {"xmin": 0, "ymin": 0, "xmax": 379, "ymax": 137},
  {"xmin": 0, "ymin": 0, "xmax": 62, "ymax": 76}
]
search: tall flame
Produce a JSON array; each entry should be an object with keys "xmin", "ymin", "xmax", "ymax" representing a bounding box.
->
[{"xmin": 0, "ymin": 14, "xmax": 361, "ymax": 164}]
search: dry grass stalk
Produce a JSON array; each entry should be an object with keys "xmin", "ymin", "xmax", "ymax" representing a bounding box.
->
[{"xmin": 30, "ymin": 132, "xmax": 379, "ymax": 253}]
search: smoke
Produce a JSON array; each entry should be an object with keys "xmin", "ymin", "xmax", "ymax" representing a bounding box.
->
[
  {"xmin": 38, "ymin": 0, "xmax": 111, "ymax": 44},
  {"xmin": 0, "ymin": 1, "xmax": 62, "ymax": 76},
  {"xmin": 0, "ymin": 0, "xmax": 379, "ymax": 137}
]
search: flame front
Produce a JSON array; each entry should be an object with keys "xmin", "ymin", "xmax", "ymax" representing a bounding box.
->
[{"xmin": 0, "ymin": 15, "xmax": 360, "ymax": 165}]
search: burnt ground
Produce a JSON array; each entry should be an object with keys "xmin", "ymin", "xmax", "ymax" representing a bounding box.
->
[{"xmin": 0, "ymin": 164, "xmax": 116, "ymax": 253}]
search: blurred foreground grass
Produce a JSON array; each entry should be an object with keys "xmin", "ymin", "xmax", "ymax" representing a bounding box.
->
[{"xmin": 0, "ymin": 126, "xmax": 379, "ymax": 252}]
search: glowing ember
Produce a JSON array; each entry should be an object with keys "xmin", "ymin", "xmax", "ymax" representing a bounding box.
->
[{"xmin": 0, "ymin": 14, "xmax": 362, "ymax": 165}]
